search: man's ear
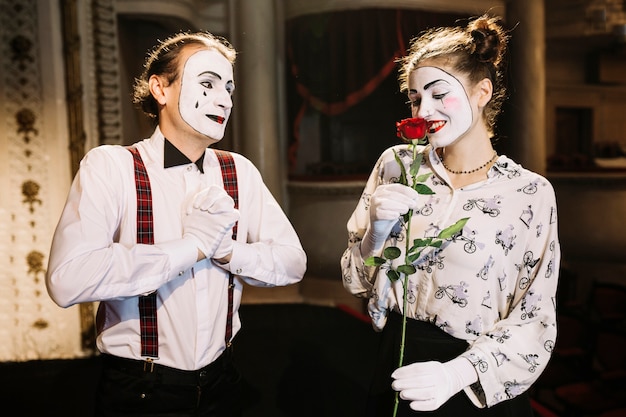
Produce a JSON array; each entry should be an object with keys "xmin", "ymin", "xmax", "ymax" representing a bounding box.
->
[
  {"xmin": 149, "ymin": 75, "xmax": 168, "ymax": 105},
  {"xmin": 476, "ymin": 78, "xmax": 493, "ymax": 108}
]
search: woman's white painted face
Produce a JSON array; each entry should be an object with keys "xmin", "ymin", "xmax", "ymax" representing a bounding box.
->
[
  {"xmin": 407, "ymin": 66, "xmax": 473, "ymax": 149},
  {"xmin": 179, "ymin": 49, "xmax": 234, "ymax": 140}
]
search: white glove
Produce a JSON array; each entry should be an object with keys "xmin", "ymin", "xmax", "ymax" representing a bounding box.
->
[
  {"xmin": 212, "ymin": 231, "xmax": 235, "ymax": 261},
  {"xmin": 391, "ymin": 357, "xmax": 478, "ymax": 411},
  {"xmin": 183, "ymin": 186, "xmax": 239, "ymax": 259},
  {"xmin": 360, "ymin": 183, "xmax": 420, "ymax": 258}
]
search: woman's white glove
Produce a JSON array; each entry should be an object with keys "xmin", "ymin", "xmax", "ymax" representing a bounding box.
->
[
  {"xmin": 391, "ymin": 357, "xmax": 478, "ymax": 411},
  {"xmin": 183, "ymin": 185, "xmax": 239, "ymax": 259},
  {"xmin": 360, "ymin": 183, "xmax": 420, "ymax": 258}
]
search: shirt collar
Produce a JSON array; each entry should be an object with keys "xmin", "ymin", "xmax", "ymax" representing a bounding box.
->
[{"xmin": 163, "ymin": 138, "xmax": 205, "ymax": 173}]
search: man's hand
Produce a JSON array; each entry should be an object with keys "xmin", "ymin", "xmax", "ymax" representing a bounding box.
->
[
  {"xmin": 183, "ymin": 186, "xmax": 239, "ymax": 260},
  {"xmin": 391, "ymin": 357, "xmax": 477, "ymax": 411},
  {"xmin": 212, "ymin": 234, "xmax": 234, "ymax": 263}
]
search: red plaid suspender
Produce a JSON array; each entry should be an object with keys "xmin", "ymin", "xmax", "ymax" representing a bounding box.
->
[
  {"xmin": 213, "ymin": 149, "xmax": 238, "ymax": 347},
  {"xmin": 128, "ymin": 147, "xmax": 239, "ymax": 358},
  {"xmin": 128, "ymin": 147, "xmax": 159, "ymax": 358}
]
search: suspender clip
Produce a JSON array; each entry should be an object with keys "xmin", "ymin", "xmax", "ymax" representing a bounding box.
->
[{"xmin": 143, "ymin": 357, "xmax": 156, "ymax": 373}]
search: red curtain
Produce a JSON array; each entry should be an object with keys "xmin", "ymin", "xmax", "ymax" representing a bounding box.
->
[{"xmin": 286, "ymin": 9, "xmax": 470, "ymax": 174}]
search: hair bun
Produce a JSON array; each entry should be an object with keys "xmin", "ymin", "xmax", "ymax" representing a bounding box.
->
[
  {"xmin": 467, "ymin": 16, "xmax": 507, "ymax": 66},
  {"xmin": 471, "ymin": 28, "xmax": 499, "ymax": 63}
]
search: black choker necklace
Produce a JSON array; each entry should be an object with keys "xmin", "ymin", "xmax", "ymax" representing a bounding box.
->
[{"xmin": 441, "ymin": 151, "xmax": 498, "ymax": 174}]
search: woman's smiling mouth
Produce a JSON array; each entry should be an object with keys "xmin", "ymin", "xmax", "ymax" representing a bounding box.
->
[{"xmin": 428, "ymin": 120, "xmax": 446, "ymax": 133}]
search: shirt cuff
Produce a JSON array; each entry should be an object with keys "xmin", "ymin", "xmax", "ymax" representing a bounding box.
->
[
  {"xmin": 156, "ymin": 238, "xmax": 199, "ymax": 277},
  {"xmin": 214, "ymin": 241, "xmax": 254, "ymax": 276}
]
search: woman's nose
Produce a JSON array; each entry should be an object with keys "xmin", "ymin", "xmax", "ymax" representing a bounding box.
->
[{"xmin": 415, "ymin": 102, "xmax": 432, "ymax": 119}]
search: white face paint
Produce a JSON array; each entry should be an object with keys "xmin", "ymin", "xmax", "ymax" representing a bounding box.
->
[
  {"xmin": 407, "ymin": 66, "xmax": 473, "ymax": 149},
  {"xmin": 179, "ymin": 49, "xmax": 234, "ymax": 140}
]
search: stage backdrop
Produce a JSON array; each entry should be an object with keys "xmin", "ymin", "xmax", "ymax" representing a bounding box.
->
[{"xmin": 0, "ymin": 0, "xmax": 83, "ymax": 361}]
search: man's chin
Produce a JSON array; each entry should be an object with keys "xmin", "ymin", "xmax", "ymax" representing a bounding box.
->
[{"xmin": 192, "ymin": 127, "xmax": 226, "ymax": 143}]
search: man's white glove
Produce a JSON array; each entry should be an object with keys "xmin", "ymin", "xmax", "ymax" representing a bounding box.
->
[
  {"xmin": 360, "ymin": 183, "xmax": 420, "ymax": 258},
  {"xmin": 391, "ymin": 357, "xmax": 478, "ymax": 411},
  {"xmin": 212, "ymin": 229, "xmax": 235, "ymax": 262},
  {"xmin": 183, "ymin": 185, "xmax": 239, "ymax": 259}
]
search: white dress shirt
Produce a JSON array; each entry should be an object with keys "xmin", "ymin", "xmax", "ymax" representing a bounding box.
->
[
  {"xmin": 46, "ymin": 127, "xmax": 306, "ymax": 370},
  {"xmin": 341, "ymin": 144, "xmax": 560, "ymax": 407}
]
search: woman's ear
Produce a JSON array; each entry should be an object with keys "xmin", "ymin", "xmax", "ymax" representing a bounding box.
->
[
  {"xmin": 476, "ymin": 78, "xmax": 493, "ymax": 108},
  {"xmin": 148, "ymin": 75, "xmax": 168, "ymax": 105}
]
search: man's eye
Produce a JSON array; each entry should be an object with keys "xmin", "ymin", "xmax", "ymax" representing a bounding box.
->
[{"xmin": 200, "ymin": 81, "xmax": 213, "ymax": 89}]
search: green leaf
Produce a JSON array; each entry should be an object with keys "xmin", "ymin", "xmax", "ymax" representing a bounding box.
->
[
  {"xmin": 409, "ymin": 153, "xmax": 423, "ymax": 177},
  {"xmin": 438, "ymin": 217, "xmax": 470, "ymax": 239},
  {"xmin": 393, "ymin": 150, "xmax": 408, "ymax": 186},
  {"xmin": 413, "ymin": 183, "xmax": 435, "ymax": 195},
  {"xmin": 429, "ymin": 240, "xmax": 443, "ymax": 248},
  {"xmin": 412, "ymin": 237, "xmax": 433, "ymax": 248},
  {"xmin": 387, "ymin": 269, "xmax": 400, "ymax": 282},
  {"xmin": 364, "ymin": 256, "xmax": 386, "ymax": 267},
  {"xmin": 398, "ymin": 264, "xmax": 417, "ymax": 275},
  {"xmin": 383, "ymin": 246, "xmax": 402, "ymax": 260},
  {"xmin": 415, "ymin": 172, "xmax": 432, "ymax": 183}
]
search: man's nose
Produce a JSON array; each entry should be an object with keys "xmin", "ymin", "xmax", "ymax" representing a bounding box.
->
[{"xmin": 215, "ymin": 90, "xmax": 233, "ymax": 109}]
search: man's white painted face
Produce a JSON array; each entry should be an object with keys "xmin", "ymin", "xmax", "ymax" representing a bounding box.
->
[
  {"xmin": 179, "ymin": 49, "xmax": 234, "ymax": 140},
  {"xmin": 407, "ymin": 66, "xmax": 473, "ymax": 149}
]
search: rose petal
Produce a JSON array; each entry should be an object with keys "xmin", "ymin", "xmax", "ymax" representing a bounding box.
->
[{"xmin": 396, "ymin": 117, "xmax": 427, "ymax": 142}]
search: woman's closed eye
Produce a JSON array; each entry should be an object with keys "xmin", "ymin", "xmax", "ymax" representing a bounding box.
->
[{"xmin": 406, "ymin": 99, "xmax": 421, "ymax": 109}]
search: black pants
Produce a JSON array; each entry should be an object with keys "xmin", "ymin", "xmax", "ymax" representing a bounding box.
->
[
  {"xmin": 366, "ymin": 312, "xmax": 534, "ymax": 417},
  {"xmin": 95, "ymin": 349, "xmax": 241, "ymax": 417}
]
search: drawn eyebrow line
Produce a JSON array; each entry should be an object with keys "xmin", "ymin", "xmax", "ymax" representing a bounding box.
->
[
  {"xmin": 198, "ymin": 70, "xmax": 221, "ymax": 79},
  {"xmin": 424, "ymin": 79, "xmax": 449, "ymax": 90},
  {"xmin": 409, "ymin": 79, "xmax": 450, "ymax": 95}
]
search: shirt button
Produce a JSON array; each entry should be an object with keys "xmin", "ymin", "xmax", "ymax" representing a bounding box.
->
[
  {"xmin": 178, "ymin": 271, "xmax": 184, "ymax": 276},
  {"xmin": 235, "ymin": 268, "xmax": 243, "ymax": 274}
]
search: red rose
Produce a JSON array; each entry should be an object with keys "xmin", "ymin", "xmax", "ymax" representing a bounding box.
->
[{"xmin": 396, "ymin": 117, "xmax": 427, "ymax": 142}]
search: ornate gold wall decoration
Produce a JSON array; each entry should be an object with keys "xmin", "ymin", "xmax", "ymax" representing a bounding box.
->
[
  {"xmin": 26, "ymin": 250, "xmax": 45, "ymax": 281},
  {"xmin": 92, "ymin": 0, "xmax": 123, "ymax": 146},
  {"xmin": 0, "ymin": 0, "xmax": 74, "ymax": 361},
  {"xmin": 21, "ymin": 180, "xmax": 42, "ymax": 213},
  {"xmin": 32, "ymin": 319, "xmax": 49, "ymax": 329},
  {"xmin": 61, "ymin": 0, "xmax": 87, "ymax": 175},
  {"xmin": 62, "ymin": 0, "xmax": 97, "ymax": 353},
  {"xmin": 10, "ymin": 34, "xmax": 34, "ymax": 70},
  {"xmin": 16, "ymin": 108, "xmax": 38, "ymax": 144}
]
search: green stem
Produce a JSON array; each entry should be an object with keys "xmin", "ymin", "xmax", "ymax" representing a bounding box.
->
[
  {"xmin": 392, "ymin": 208, "xmax": 413, "ymax": 417},
  {"xmin": 393, "ymin": 143, "xmax": 418, "ymax": 417}
]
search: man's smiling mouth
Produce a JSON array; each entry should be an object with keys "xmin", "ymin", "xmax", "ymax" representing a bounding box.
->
[{"xmin": 206, "ymin": 115, "xmax": 225, "ymax": 124}]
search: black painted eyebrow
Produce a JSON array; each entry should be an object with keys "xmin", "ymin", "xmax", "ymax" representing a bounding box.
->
[
  {"xmin": 424, "ymin": 79, "xmax": 450, "ymax": 90},
  {"xmin": 198, "ymin": 70, "xmax": 222, "ymax": 79},
  {"xmin": 409, "ymin": 78, "xmax": 450, "ymax": 95}
]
